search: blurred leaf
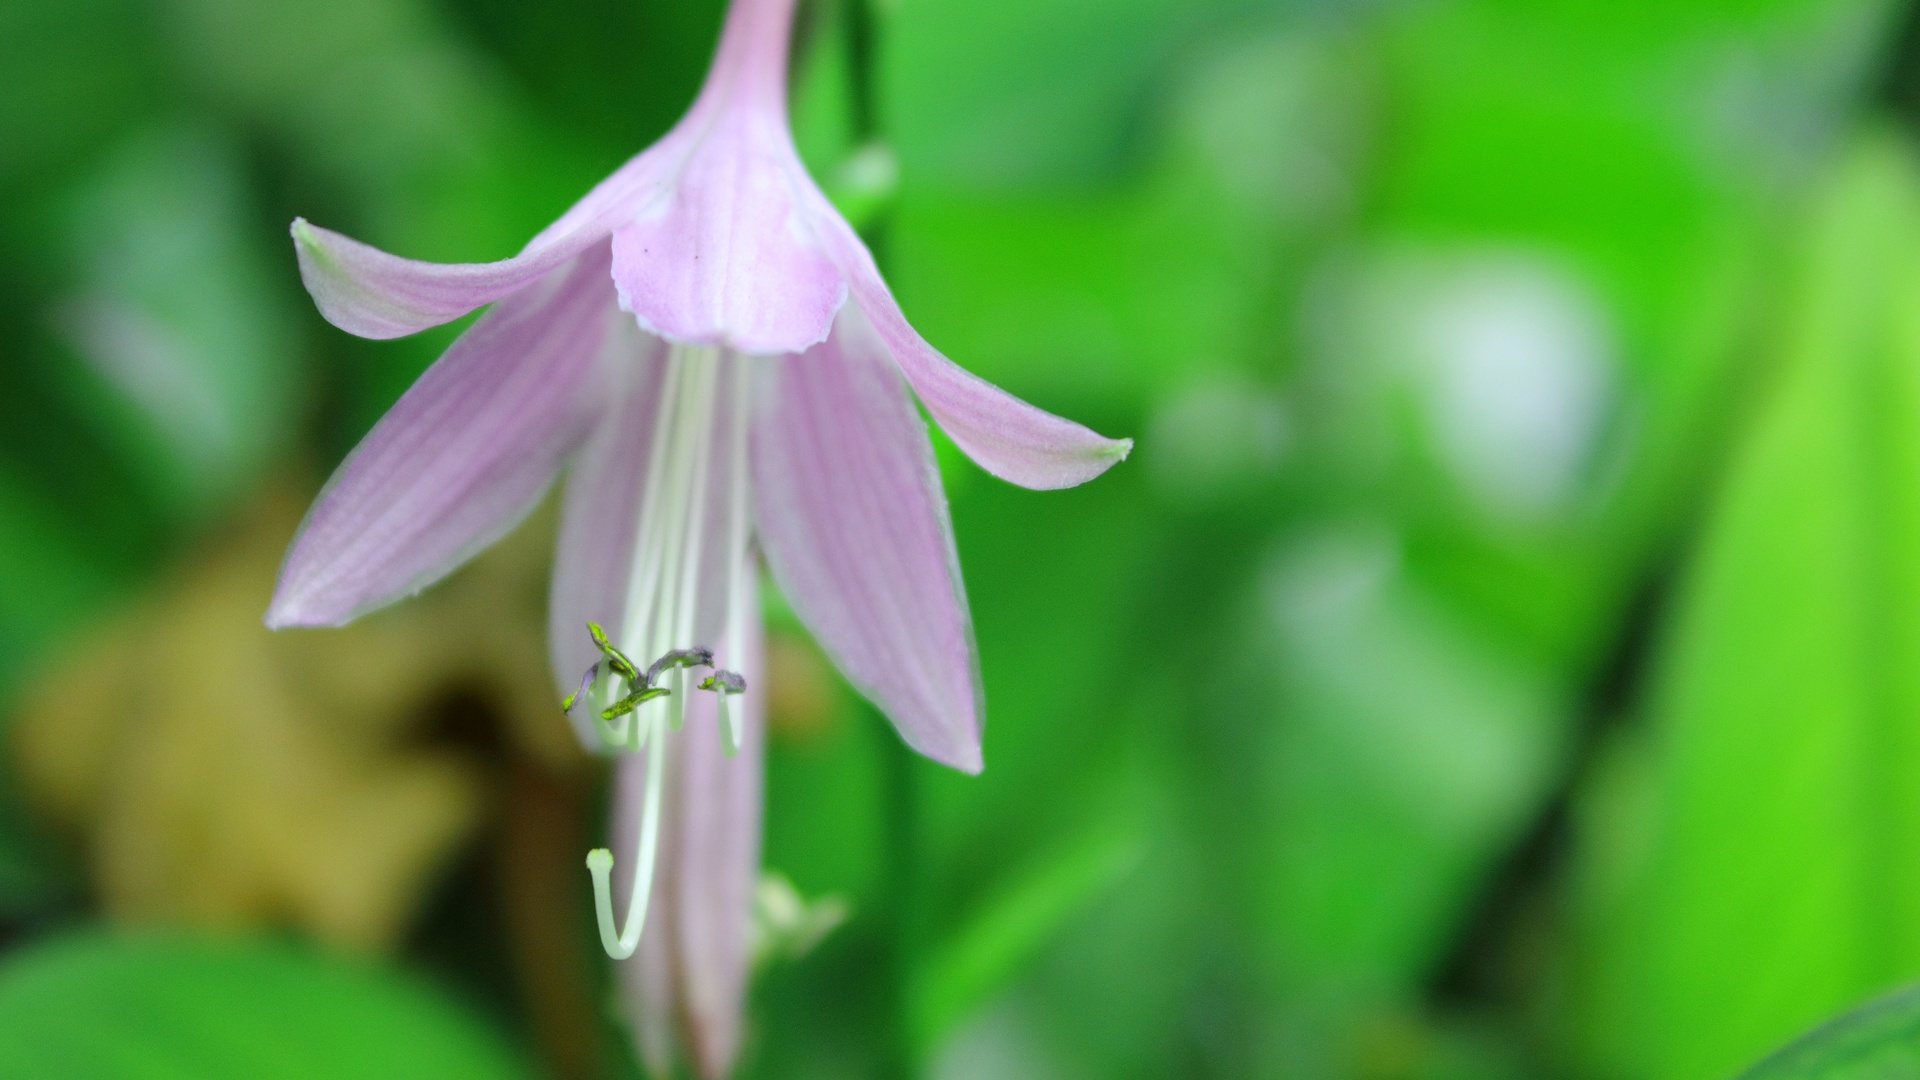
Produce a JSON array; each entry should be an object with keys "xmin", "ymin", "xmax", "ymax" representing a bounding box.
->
[
  {"xmin": 52, "ymin": 122, "xmax": 304, "ymax": 516},
  {"xmin": 0, "ymin": 0, "xmax": 158, "ymax": 190},
  {"xmin": 9, "ymin": 486, "xmax": 576, "ymax": 949},
  {"xmin": 1739, "ymin": 985, "xmax": 1920, "ymax": 1080},
  {"xmin": 889, "ymin": 24, "xmax": 1367, "ymax": 407},
  {"xmin": 159, "ymin": 0, "xmax": 607, "ymax": 438},
  {"xmin": 1356, "ymin": 0, "xmax": 1893, "ymax": 671},
  {"xmin": 0, "ymin": 464, "xmax": 114, "ymax": 919},
  {"xmin": 441, "ymin": 0, "xmax": 723, "ymax": 154},
  {"xmin": 761, "ymin": 689, "xmax": 885, "ymax": 907},
  {"xmin": 908, "ymin": 821, "xmax": 1139, "ymax": 1055},
  {"xmin": 0, "ymin": 931, "xmax": 534, "ymax": 1079},
  {"xmin": 0, "ymin": 755, "xmax": 71, "ymax": 919},
  {"xmin": 883, "ymin": 0, "xmax": 1254, "ymax": 189},
  {"xmin": 1248, "ymin": 526, "xmax": 1566, "ymax": 996},
  {"xmin": 913, "ymin": 466, "xmax": 1160, "ymax": 909},
  {"xmin": 0, "ymin": 465, "xmax": 114, "ymax": 672},
  {"xmin": 1572, "ymin": 131, "xmax": 1920, "ymax": 1080}
]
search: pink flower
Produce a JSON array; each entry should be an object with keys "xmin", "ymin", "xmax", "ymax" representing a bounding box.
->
[{"xmin": 263, "ymin": 0, "xmax": 1129, "ymax": 1074}]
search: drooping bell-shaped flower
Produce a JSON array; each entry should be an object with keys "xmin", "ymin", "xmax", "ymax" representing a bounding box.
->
[{"xmin": 264, "ymin": 0, "xmax": 1130, "ymax": 1074}]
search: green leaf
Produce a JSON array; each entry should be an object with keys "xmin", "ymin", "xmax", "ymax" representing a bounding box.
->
[
  {"xmin": 0, "ymin": 740, "xmax": 70, "ymax": 917},
  {"xmin": 0, "ymin": 932, "xmax": 535, "ymax": 1080},
  {"xmin": 53, "ymin": 122, "xmax": 304, "ymax": 517},
  {"xmin": 161, "ymin": 0, "xmax": 612, "ymax": 440},
  {"xmin": 908, "ymin": 822, "xmax": 1140, "ymax": 1055},
  {"xmin": 0, "ymin": 0, "xmax": 158, "ymax": 188},
  {"xmin": 1740, "ymin": 985, "xmax": 1920, "ymax": 1080},
  {"xmin": 1248, "ymin": 526, "xmax": 1566, "ymax": 995},
  {"xmin": 883, "ymin": 0, "xmax": 1243, "ymax": 189},
  {"xmin": 1572, "ymin": 131, "xmax": 1920, "ymax": 1080}
]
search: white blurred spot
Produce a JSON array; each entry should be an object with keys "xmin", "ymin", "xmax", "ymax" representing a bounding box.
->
[
  {"xmin": 751, "ymin": 871, "xmax": 849, "ymax": 969},
  {"xmin": 1146, "ymin": 372, "xmax": 1289, "ymax": 501},
  {"xmin": 1259, "ymin": 525, "xmax": 1563, "ymax": 832},
  {"xmin": 930, "ymin": 1000, "xmax": 1082, "ymax": 1080},
  {"xmin": 57, "ymin": 294, "xmax": 239, "ymax": 476},
  {"xmin": 1173, "ymin": 32, "xmax": 1369, "ymax": 223},
  {"xmin": 1406, "ymin": 255, "xmax": 1613, "ymax": 523},
  {"xmin": 1264, "ymin": 525, "xmax": 1398, "ymax": 642}
]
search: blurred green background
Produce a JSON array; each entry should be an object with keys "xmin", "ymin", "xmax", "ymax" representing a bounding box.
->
[{"xmin": 7, "ymin": 0, "xmax": 1920, "ymax": 1076}]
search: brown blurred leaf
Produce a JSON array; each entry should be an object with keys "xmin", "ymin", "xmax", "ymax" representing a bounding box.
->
[
  {"xmin": 9, "ymin": 481, "xmax": 582, "ymax": 951},
  {"xmin": 763, "ymin": 627, "xmax": 843, "ymax": 744}
]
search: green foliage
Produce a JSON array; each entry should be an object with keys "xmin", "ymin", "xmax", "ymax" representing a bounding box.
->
[
  {"xmin": 51, "ymin": 123, "xmax": 304, "ymax": 515},
  {"xmin": 1574, "ymin": 131, "xmax": 1920, "ymax": 1080},
  {"xmin": 908, "ymin": 821, "xmax": 1140, "ymax": 1056},
  {"xmin": 0, "ymin": 933, "xmax": 535, "ymax": 1079},
  {"xmin": 5, "ymin": 0, "xmax": 1920, "ymax": 1076},
  {"xmin": 1741, "ymin": 984, "xmax": 1920, "ymax": 1080}
]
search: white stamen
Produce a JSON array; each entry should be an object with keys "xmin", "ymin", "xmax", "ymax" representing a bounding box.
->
[
  {"xmin": 582, "ymin": 345, "xmax": 754, "ymax": 959},
  {"xmin": 667, "ymin": 362, "xmax": 718, "ymax": 654},
  {"xmin": 620, "ymin": 357, "xmax": 688, "ymax": 669},
  {"xmin": 667, "ymin": 665, "xmax": 687, "ymax": 731}
]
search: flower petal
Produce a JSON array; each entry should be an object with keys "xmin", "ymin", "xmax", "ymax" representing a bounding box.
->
[
  {"xmin": 618, "ymin": 585, "xmax": 764, "ymax": 1079},
  {"xmin": 266, "ymin": 246, "xmax": 617, "ymax": 629},
  {"xmin": 610, "ymin": 125, "xmax": 845, "ymax": 354},
  {"xmin": 669, "ymin": 577, "xmax": 764, "ymax": 1079},
  {"xmin": 752, "ymin": 314, "xmax": 983, "ymax": 772},
  {"xmin": 292, "ymin": 146, "xmax": 677, "ymax": 340},
  {"xmin": 811, "ymin": 208, "xmax": 1131, "ymax": 490}
]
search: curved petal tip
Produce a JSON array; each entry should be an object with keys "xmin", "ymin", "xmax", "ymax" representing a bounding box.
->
[
  {"xmin": 945, "ymin": 739, "xmax": 985, "ymax": 776},
  {"xmin": 291, "ymin": 217, "xmax": 602, "ymax": 340},
  {"xmin": 261, "ymin": 589, "xmax": 338, "ymax": 631},
  {"xmin": 290, "ymin": 218, "xmax": 437, "ymax": 340},
  {"xmin": 1025, "ymin": 432, "xmax": 1133, "ymax": 491}
]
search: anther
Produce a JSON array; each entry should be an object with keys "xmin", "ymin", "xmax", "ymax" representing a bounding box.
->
[
  {"xmin": 601, "ymin": 685, "xmax": 670, "ymax": 721},
  {"xmin": 588, "ymin": 621, "xmax": 641, "ymax": 683},
  {"xmin": 560, "ymin": 660, "xmax": 600, "ymax": 715},
  {"xmin": 699, "ymin": 669, "xmax": 747, "ymax": 754},
  {"xmin": 647, "ymin": 646, "xmax": 715, "ymax": 686}
]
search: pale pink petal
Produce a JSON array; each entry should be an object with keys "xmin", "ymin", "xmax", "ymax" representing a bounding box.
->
[
  {"xmin": 809, "ymin": 207, "xmax": 1131, "ymax": 490},
  {"xmin": 696, "ymin": 0, "xmax": 797, "ymax": 111},
  {"xmin": 671, "ymin": 574, "xmax": 764, "ymax": 1078},
  {"xmin": 610, "ymin": 135, "xmax": 844, "ymax": 354},
  {"xmin": 292, "ymin": 145, "xmax": 678, "ymax": 340},
  {"xmin": 752, "ymin": 314, "xmax": 984, "ymax": 772},
  {"xmin": 618, "ymin": 585, "xmax": 765, "ymax": 1079},
  {"xmin": 266, "ymin": 246, "xmax": 616, "ymax": 628}
]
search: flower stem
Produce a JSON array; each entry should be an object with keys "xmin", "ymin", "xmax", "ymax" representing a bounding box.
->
[
  {"xmin": 876, "ymin": 706, "xmax": 920, "ymax": 1080},
  {"xmin": 845, "ymin": 0, "xmax": 878, "ymax": 142},
  {"xmin": 843, "ymin": 3, "xmax": 914, "ymax": 1074}
]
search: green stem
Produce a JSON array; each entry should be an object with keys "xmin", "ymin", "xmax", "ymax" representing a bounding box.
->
[
  {"xmin": 842, "ymin": 3, "xmax": 912, "ymax": 1073},
  {"xmin": 876, "ymin": 706, "xmax": 920, "ymax": 1080}
]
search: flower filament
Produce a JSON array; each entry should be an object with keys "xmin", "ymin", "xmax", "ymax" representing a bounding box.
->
[{"xmin": 563, "ymin": 343, "xmax": 754, "ymax": 960}]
